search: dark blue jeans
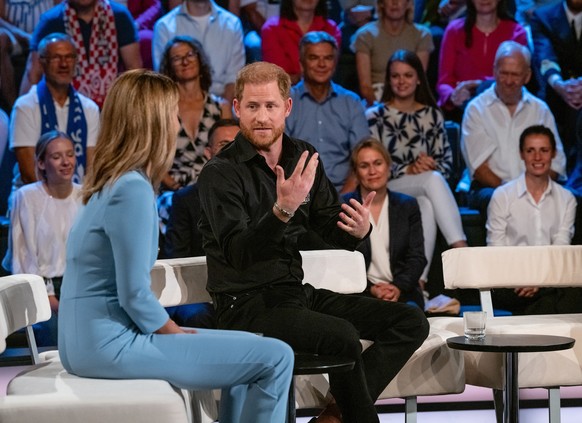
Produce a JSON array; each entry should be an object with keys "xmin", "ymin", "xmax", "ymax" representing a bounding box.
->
[{"xmin": 213, "ymin": 283, "xmax": 429, "ymax": 423}]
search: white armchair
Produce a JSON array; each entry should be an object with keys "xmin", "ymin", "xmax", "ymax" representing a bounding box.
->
[
  {"xmin": 0, "ymin": 272, "xmax": 195, "ymax": 423},
  {"xmin": 431, "ymin": 245, "xmax": 582, "ymax": 423}
]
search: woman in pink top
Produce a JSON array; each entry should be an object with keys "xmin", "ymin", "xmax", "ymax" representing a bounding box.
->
[
  {"xmin": 437, "ymin": 0, "xmax": 527, "ymax": 120},
  {"xmin": 261, "ymin": 0, "xmax": 341, "ymax": 84}
]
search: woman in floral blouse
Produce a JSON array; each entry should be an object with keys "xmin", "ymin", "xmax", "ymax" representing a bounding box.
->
[{"xmin": 366, "ymin": 49, "xmax": 467, "ymax": 286}]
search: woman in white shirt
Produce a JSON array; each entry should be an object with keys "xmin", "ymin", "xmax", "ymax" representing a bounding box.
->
[
  {"xmin": 487, "ymin": 125, "xmax": 579, "ymax": 314},
  {"xmin": 3, "ymin": 130, "xmax": 81, "ymax": 344}
]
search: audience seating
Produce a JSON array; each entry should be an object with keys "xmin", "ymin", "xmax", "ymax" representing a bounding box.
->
[
  {"xmin": 431, "ymin": 245, "xmax": 582, "ymax": 423},
  {"xmin": 1, "ymin": 250, "xmax": 465, "ymax": 423}
]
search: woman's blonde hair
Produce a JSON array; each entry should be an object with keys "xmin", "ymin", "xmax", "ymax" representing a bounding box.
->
[
  {"xmin": 350, "ymin": 137, "xmax": 393, "ymax": 173},
  {"xmin": 35, "ymin": 130, "xmax": 74, "ymax": 182},
  {"xmin": 81, "ymin": 70, "xmax": 179, "ymax": 204}
]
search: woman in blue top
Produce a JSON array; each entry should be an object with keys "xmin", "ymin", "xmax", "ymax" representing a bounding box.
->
[{"xmin": 58, "ymin": 70, "xmax": 294, "ymax": 423}]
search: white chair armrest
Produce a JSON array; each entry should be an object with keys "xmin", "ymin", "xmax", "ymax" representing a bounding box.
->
[{"xmin": 300, "ymin": 250, "xmax": 367, "ymax": 294}]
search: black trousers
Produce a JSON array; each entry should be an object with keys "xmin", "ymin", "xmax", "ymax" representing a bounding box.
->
[{"xmin": 213, "ymin": 283, "xmax": 429, "ymax": 423}]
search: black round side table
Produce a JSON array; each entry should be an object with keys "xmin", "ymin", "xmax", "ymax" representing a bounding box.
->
[
  {"xmin": 447, "ymin": 334, "xmax": 575, "ymax": 423},
  {"xmin": 288, "ymin": 353, "xmax": 355, "ymax": 423}
]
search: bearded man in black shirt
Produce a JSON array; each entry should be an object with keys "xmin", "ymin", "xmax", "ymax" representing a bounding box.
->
[{"xmin": 198, "ymin": 61, "xmax": 429, "ymax": 423}]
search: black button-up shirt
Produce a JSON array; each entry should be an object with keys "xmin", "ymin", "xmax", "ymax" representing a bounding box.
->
[{"xmin": 198, "ymin": 132, "xmax": 364, "ymax": 294}]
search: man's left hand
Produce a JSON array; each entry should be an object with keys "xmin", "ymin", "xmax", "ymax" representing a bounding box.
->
[{"xmin": 337, "ymin": 191, "xmax": 375, "ymax": 239}]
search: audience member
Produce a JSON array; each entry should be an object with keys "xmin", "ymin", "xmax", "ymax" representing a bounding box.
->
[
  {"xmin": 3, "ymin": 131, "xmax": 81, "ymax": 346},
  {"xmin": 0, "ymin": 0, "xmax": 56, "ymax": 110},
  {"xmin": 165, "ymin": 118, "xmax": 239, "ymax": 259},
  {"xmin": 437, "ymin": 0, "xmax": 527, "ymax": 121},
  {"xmin": 426, "ymin": 0, "xmax": 467, "ymax": 24},
  {"xmin": 9, "ymin": 33, "xmax": 100, "ymax": 196},
  {"xmin": 59, "ymin": 70, "xmax": 294, "ymax": 423},
  {"xmin": 530, "ymin": 0, "xmax": 582, "ymax": 191},
  {"xmin": 515, "ymin": 0, "xmax": 554, "ymax": 26},
  {"xmin": 198, "ymin": 61, "xmax": 429, "ymax": 423},
  {"xmin": 351, "ymin": 0, "xmax": 433, "ymax": 106},
  {"xmin": 461, "ymin": 41, "xmax": 567, "ymax": 219},
  {"xmin": 20, "ymin": 0, "xmax": 142, "ymax": 108},
  {"xmin": 344, "ymin": 139, "xmax": 426, "ymax": 309},
  {"xmin": 487, "ymin": 125, "xmax": 581, "ymax": 314},
  {"xmin": 261, "ymin": 0, "xmax": 341, "ymax": 84},
  {"xmin": 228, "ymin": 0, "xmax": 280, "ymax": 62},
  {"xmin": 367, "ymin": 49, "xmax": 467, "ymax": 287},
  {"xmin": 338, "ymin": 0, "xmax": 375, "ymax": 53},
  {"xmin": 153, "ymin": 0, "xmax": 245, "ymax": 102},
  {"xmin": 121, "ymin": 0, "xmax": 163, "ymax": 69},
  {"xmin": 286, "ymin": 31, "xmax": 369, "ymax": 193},
  {"xmin": 158, "ymin": 36, "xmax": 232, "ymax": 192}
]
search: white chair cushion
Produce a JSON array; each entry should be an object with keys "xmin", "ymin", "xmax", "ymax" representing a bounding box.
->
[
  {"xmin": 379, "ymin": 325, "xmax": 465, "ymax": 398},
  {"xmin": 5, "ymin": 359, "xmax": 190, "ymax": 423},
  {"xmin": 292, "ymin": 325, "xmax": 465, "ymax": 408},
  {"xmin": 442, "ymin": 246, "xmax": 582, "ymax": 290}
]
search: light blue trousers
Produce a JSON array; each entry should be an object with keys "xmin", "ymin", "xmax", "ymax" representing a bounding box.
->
[
  {"xmin": 153, "ymin": 329, "xmax": 293, "ymax": 423},
  {"xmin": 72, "ymin": 329, "xmax": 294, "ymax": 423}
]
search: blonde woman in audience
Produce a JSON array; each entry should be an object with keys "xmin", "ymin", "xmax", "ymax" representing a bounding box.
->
[
  {"xmin": 367, "ymin": 49, "xmax": 467, "ymax": 288},
  {"xmin": 351, "ymin": 0, "xmax": 433, "ymax": 106},
  {"xmin": 58, "ymin": 70, "xmax": 293, "ymax": 422},
  {"xmin": 486, "ymin": 125, "xmax": 580, "ymax": 314},
  {"xmin": 344, "ymin": 139, "xmax": 427, "ymax": 309},
  {"xmin": 2, "ymin": 130, "xmax": 81, "ymax": 346}
]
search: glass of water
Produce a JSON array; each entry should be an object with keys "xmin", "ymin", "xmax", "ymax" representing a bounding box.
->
[{"xmin": 464, "ymin": 311, "xmax": 487, "ymax": 340}]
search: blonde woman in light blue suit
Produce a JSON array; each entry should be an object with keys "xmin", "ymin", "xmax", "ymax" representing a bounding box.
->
[{"xmin": 58, "ymin": 70, "xmax": 294, "ymax": 423}]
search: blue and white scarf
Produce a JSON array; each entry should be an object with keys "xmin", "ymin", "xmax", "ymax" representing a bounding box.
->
[{"xmin": 37, "ymin": 77, "xmax": 88, "ymax": 184}]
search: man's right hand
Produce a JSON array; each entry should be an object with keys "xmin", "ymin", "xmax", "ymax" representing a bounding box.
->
[
  {"xmin": 274, "ymin": 151, "xmax": 319, "ymax": 221},
  {"xmin": 450, "ymin": 80, "xmax": 481, "ymax": 107}
]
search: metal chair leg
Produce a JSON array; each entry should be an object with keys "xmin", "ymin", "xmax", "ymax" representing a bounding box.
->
[
  {"xmin": 404, "ymin": 396, "xmax": 417, "ymax": 423},
  {"xmin": 548, "ymin": 387, "xmax": 561, "ymax": 423}
]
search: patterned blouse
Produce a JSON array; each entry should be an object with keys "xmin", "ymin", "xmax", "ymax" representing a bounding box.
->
[
  {"xmin": 170, "ymin": 94, "xmax": 223, "ymax": 188},
  {"xmin": 366, "ymin": 104, "xmax": 452, "ymax": 180}
]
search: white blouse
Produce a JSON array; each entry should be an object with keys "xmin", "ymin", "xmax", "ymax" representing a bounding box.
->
[
  {"xmin": 367, "ymin": 195, "xmax": 393, "ymax": 285},
  {"xmin": 4, "ymin": 182, "xmax": 81, "ymax": 279},
  {"xmin": 486, "ymin": 174, "xmax": 576, "ymax": 246}
]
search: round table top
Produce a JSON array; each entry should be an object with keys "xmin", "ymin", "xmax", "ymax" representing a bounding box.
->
[
  {"xmin": 447, "ymin": 334, "xmax": 575, "ymax": 353},
  {"xmin": 293, "ymin": 353, "xmax": 355, "ymax": 375}
]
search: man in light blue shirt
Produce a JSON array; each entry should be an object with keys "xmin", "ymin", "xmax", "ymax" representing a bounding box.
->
[
  {"xmin": 153, "ymin": 0, "xmax": 245, "ymax": 102},
  {"xmin": 286, "ymin": 31, "xmax": 370, "ymax": 193}
]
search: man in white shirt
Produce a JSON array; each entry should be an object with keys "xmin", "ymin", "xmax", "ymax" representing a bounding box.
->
[
  {"xmin": 9, "ymin": 33, "xmax": 99, "ymax": 195},
  {"xmin": 153, "ymin": 0, "xmax": 245, "ymax": 102},
  {"xmin": 460, "ymin": 40, "xmax": 567, "ymax": 219}
]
